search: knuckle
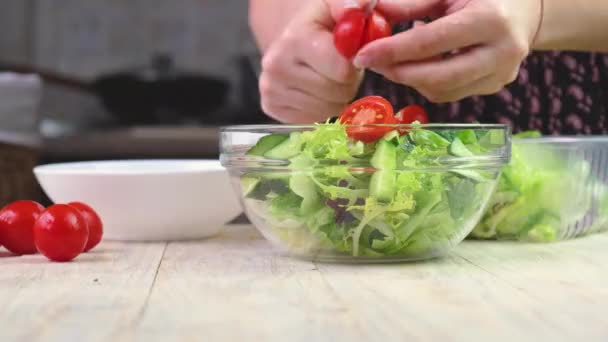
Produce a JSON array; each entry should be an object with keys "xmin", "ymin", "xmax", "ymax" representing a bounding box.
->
[
  {"xmin": 504, "ymin": 69, "xmax": 520, "ymax": 85},
  {"xmin": 421, "ymin": 90, "xmax": 447, "ymax": 104},
  {"xmin": 334, "ymin": 63, "xmax": 353, "ymax": 83},
  {"xmin": 513, "ymin": 40, "xmax": 530, "ymax": 59},
  {"xmin": 261, "ymin": 50, "xmax": 282, "ymax": 75},
  {"xmin": 487, "ymin": 4, "xmax": 510, "ymax": 33},
  {"xmin": 410, "ymin": 38, "xmax": 434, "ymax": 58},
  {"xmin": 490, "ymin": 83, "xmax": 505, "ymax": 94},
  {"xmin": 423, "ymin": 74, "xmax": 452, "ymax": 91},
  {"xmin": 503, "ymin": 38, "xmax": 530, "ymax": 61},
  {"xmin": 258, "ymin": 75, "xmax": 275, "ymax": 97},
  {"xmin": 380, "ymin": 68, "xmax": 400, "ymax": 83},
  {"xmin": 260, "ymin": 99, "xmax": 275, "ymax": 116}
]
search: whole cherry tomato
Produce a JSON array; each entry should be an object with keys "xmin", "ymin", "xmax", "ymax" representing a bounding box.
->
[
  {"xmin": 362, "ymin": 10, "xmax": 392, "ymax": 46},
  {"xmin": 395, "ymin": 105, "xmax": 430, "ymax": 124},
  {"xmin": 0, "ymin": 200, "xmax": 45, "ymax": 255},
  {"xmin": 333, "ymin": 9, "xmax": 367, "ymax": 59},
  {"xmin": 68, "ymin": 202, "xmax": 103, "ymax": 252},
  {"xmin": 334, "ymin": 9, "xmax": 392, "ymax": 59},
  {"xmin": 33, "ymin": 204, "xmax": 89, "ymax": 262},
  {"xmin": 339, "ymin": 96, "xmax": 398, "ymax": 142}
]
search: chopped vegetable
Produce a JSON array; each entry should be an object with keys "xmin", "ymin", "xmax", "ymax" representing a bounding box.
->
[
  {"xmin": 471, "ymin": 131, "xmax": 608, "ymax": 242},
  {"xmin": 241, "ymin": 119, "xmax": 504, "ymax": 259},
  {"xmin": 333, "ymin": 8, "xmax": 391, "ymax": 59}
]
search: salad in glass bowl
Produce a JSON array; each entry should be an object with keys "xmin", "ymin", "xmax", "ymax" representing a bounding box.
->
[
  {"xmin": 472, "ymin": 132, "xmax": 608, "ymax": 242},
  {"xmin": 221, "ymin": 96, "xmax": 512, "ymax": 262}
]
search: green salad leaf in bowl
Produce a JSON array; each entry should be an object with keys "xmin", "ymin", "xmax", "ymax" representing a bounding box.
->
[
  {"xmin": 220, "ymin": 96, "xmax": 511, "ymax": 262},
  {"xmin": 471, "ymin": 132, "xmax": 608, "ymax": 242}
]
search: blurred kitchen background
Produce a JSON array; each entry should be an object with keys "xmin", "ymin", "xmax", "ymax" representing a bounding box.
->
[{"xmin": 0, "ymin": 0, "xmax": 269, "ymax": 205}]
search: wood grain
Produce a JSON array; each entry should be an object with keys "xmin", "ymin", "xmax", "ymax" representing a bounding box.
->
[
  {"xmin": 1, "ymin": 225, "xmax": 607, "ymax": 342},
  {"xmin": 0, "ymin": 241, "xmax": 166, "ymax": 342},
  {"xmin": 131, "ymin": 226, "xmax": 364, "ymax": 342}
]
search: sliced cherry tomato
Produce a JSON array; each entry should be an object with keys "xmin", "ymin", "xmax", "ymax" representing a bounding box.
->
[
  {"xmin": 0, "ymin": 200, "xmax": 45, "ymax": 255},
  {"xmin": 339, "ymin": 96, "xmax": 397, "ymax": 142},
  {"xmin": 33, "ymin": 204, "xmax": 89, "ymax": 262},
  {"xmin": 362, "ymin": 10, "xmax": 392, "ymax": 46},
  {"xmin": 395, "ymin": 105, "xmax": 429, "ymax": 124},
  {"xmin": 334, "ymin": 9, "xmax": 392, "ymax": 59},
  {"xmin": 395, "ymin": 105, "xmax": 429, "ymax": 135},
  {"xmin": 333, "ymin": 9, "xmax": 367, "ymax": 59},
  {"xmin": 68, "ymin": 202, "xmax": 103, "ymax": 252}
]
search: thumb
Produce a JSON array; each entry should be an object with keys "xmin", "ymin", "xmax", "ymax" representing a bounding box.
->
[{"xmin": 298, "ymin": 0, "xmax": 363, "ymax": 28}]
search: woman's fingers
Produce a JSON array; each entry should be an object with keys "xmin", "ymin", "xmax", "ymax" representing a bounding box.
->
[
  {"xmin": 374, "ymin": 46, "xmax": 498, "ymax": 95},
  {"xmin": 259, "ymin": 76, "xmax": 347, "ymax": 123},
  {"xmin": 262, "ymin": 47, "xmax": 358, "ymax": 103},
  {"xmin": 298, "ymin": 26, "xmax": 363, "ymax": 84},
  {"xmin": 374, "ymin": 0, "xmax": 442, "ymax": 23},
  {"xmin": 417, "ymin": 74, "xmax": 507, "ymax": 103},
  {"xmin": 259, "ymin": 2, "xmax": 364, "ymax": 123},
  {"xmin": 354, "ymin": 7, "xmax": 500, "ymax": 68}
]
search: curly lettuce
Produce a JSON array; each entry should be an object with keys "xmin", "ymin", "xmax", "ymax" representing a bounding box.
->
[
  {"xmin": 242, "ymin": 123, "xmax": 503, "ymax": 258},
  {"xmin": 471, "ymin": 131, "xmax": 608, "ymax": 242}
]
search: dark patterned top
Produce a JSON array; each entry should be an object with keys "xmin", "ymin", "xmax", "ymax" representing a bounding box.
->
[{"xmin": 358, "ymin": 24, "xmax": 608, "ymax": 135}]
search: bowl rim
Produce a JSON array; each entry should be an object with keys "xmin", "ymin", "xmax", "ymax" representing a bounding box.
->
[
  {"xmin": 220, "ymin": 124, "xmax": 511, "ymax": 170},
  {"xmin": 221, "ymin": 123, "xmax": 509, "ymax": 132},
  {"xmin": 514, "ymin": 136, "xmax": 608, "ymax": 144},
  {"xmin": 33, "ymin": 159, "xmax": 226, "ymax": 176}
]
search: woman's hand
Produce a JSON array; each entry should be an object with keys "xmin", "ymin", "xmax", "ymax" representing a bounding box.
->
[
  {"xmin": 353, "ymin": 0, "xmax": 543, "ymax": 103},
  {"xmin": 258, "ymin": 0, "xmax": 366, "ymax": 123}
]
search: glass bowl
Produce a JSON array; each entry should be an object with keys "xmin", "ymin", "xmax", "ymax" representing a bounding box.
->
[
  {"xmin": 471, "ymin": 135, "xmax": 608, "ymax": 242},
  {"xmin": 221, "ymin": 123, "xmax": 512, "ymax": 262}
]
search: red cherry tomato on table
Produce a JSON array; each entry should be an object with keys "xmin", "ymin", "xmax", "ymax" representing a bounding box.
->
[
  {"xmin": 0, "ymin": 200, "xmax": 45, "ymax": 255},
  {"xmin": 339, "ymin": 96, "xmax": 398, "ymax": 142},
  {"xmin": 334, "ymin": 9, "xmax": 392, "ymax": 59},
  {"xmin": 33, "ymin": 204, "xmax": 89, "ymax": 262},
  {"xmin": 68, "ymin": 202, "xmax": 103, "ymax": 252}
]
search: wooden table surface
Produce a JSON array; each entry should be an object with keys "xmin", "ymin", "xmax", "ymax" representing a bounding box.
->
[{"xmin": 1, "ymin": 224, "xmax": 607, "ymax": 342}]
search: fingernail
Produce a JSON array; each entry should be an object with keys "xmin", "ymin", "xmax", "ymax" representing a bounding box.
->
[
  {"xmin": 369, "ymin": 67, "xmax": 381, "ymax": 75},
  {"xmin": 343, "ymin": 0, "xmax": 360, "ymax": 8},
  {"xmin": 353, "ymin": 54, "xmax": 372, "ymax": 68}
]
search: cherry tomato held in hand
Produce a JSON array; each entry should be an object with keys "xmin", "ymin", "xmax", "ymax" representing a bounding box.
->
[
  {"xmin": 334, "ymin": 8, "xmax": 392, "ymax": 59},
  {"xmin": 68, "ymin": 202, "xmax": 103, "ymax": 252},
  {"xmin": 0, "ymin": 200, "xmax": 45, "ymax": 255},
  {"xmin": 339, "ymin": 96, "xmax": 398, "ymax": 142},
  {"xmin": 33, "ymin": 204, "xmax": 89, "ymax": 262},
  {"xmin": 362, "ymin": 10, "xmax": 392, "ymax": 46}
]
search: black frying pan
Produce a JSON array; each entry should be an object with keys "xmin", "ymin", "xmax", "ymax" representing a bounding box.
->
[{"xmin": 0, "ymin": 55, "xmax": 230, "ymax": 125}]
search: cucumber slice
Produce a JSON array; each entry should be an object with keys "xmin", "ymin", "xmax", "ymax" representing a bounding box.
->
[
  {"xmin": 489, "ymin": 129, "xmax": 506, "ymax": 145},
  {"xmin": 264, "ymin": 132, "xmax": 304, "ymax": 160},
  {"xmin": 457, "ymin": 129, "xmax": 478, "ymax": 144},
  {"xmin": 290, "ymin": 174, "xmax": 321, "ymax": 215},
  {"xmin": 369, "ymin": 140, "xmax": 397, "ymax": 202},
  {"xmin": 451, "ymin": 170, "xmax": 486, "ymax": 183},
  {"xmin": 449, "ymin": 137, "xmax": 474, "ymax": 157},
  {"xmin": 371, "ymin": 140, "xmax": 397, "ymax": 170},
  {"xmin": 246, "ymin": 134, "xmax": 288, "ymax": 156},
  {"xmin": 382, "ymin": 130, "xmax": 400, "ymax": 143},
  {"xmin": 480, "ymin": 129, "xmax": 506, "ymax": 147},
  {"xmin": 240, "ymin": 176, "xmax": 260, "ymax": 197},
  {"xmin": 370, "ymin": 171, "xmax": 396, "ymax": 203}
]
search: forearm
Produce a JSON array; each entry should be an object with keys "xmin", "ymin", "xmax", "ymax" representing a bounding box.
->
[
  {"xmin": 533, "ymin": 0, "xmax": 608, "ymax": 52},
  {"xmin": 249, "ymin": 0, "xmax": 307, "ymax": 52}
]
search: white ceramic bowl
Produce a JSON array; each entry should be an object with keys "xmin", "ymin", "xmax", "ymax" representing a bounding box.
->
[{"xmin": 34, "ymin": 160, "xmax": 242, "ymax": 241}]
